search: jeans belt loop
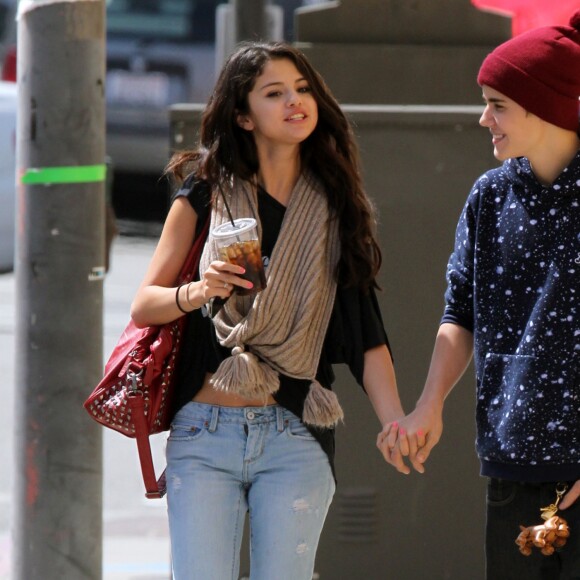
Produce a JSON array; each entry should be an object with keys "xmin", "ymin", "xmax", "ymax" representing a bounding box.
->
[
  {"xmin": 276, "ymin": 406, "xmax": 284, "ymax": 433},
  {"xmin": 208, "ymin": 406, "xmax": 219, "ymax": 433}
]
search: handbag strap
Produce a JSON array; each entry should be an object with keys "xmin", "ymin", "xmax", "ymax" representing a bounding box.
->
[
  {"xmin": 177, "ymin": 216, "xmax": 210, "ymax": 284},
  {"xmin": 133, "ymin": 213, "xmax": 210, "ymax": 499},
  {"xmin": 129, "ymin": 393, "xmax": 166, "ymax": 498}
]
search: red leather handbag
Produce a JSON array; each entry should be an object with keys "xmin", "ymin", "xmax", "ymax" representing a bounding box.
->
[{"xmin": 84, "ymin": 218, "xmax": 209, "ymax": 498}]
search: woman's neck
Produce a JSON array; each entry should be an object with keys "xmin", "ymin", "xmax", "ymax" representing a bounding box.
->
[{"xmin": 256, "ymin": 147, "xmax": 301, "ymax": 207}]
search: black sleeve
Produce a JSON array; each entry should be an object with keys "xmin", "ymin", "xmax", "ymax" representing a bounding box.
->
[
  {"xmin": 323, "ymin": 284, "xmax": 392, "ymax": 387},
  {"xmin": 172, "ymin": 174, "xmax": 212, "ymax": 237}
]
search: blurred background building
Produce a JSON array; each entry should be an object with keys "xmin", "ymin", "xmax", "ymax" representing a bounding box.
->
[{"xmin": 0, "ymin": 0, "xmax": 571, "ymax": 232}]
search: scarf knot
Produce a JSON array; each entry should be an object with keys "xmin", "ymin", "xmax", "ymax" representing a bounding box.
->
[{"xmin": 210, "ymin": 346, "xmax": 280, "ymax": 401}]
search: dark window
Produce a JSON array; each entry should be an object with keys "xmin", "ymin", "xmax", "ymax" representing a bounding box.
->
[{"xmin": 106, "ymin": 0, "xmax": 220, "ymax": 43}]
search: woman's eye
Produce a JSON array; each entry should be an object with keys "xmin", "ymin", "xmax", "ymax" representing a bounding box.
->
[
  {"xmin": 266, "ymin": 91, "xmax": 282, "ymax": 98},
  {"xmin": 298, "ymin": 85, "xmax": 312, "ymax": 93}
]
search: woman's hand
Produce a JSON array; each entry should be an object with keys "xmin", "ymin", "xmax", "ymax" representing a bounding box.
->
[
  {"xmin": 377, "ymin": 420, "xmax": 411, "ymax": 475},
  {"xmin": 188, "ymin": 260, "xmax": 253, "ymax": 308},
  {"xmin": 362, "ymin": 345, "xmax": 410, "ymax": 473}
]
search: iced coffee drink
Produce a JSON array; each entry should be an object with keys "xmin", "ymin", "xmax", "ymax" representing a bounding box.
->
[{"xmin": 211, "ymin": 218, "xmax": 267, "ymax": 296}]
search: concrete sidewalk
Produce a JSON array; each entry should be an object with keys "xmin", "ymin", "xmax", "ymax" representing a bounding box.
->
[{"xmin": 0, "ymin": 233, "xmax": 171, "ymax": 580}]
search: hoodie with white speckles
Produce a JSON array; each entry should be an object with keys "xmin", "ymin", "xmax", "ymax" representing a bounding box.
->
[{"xmin": 443, "ymin": 151, "xmax": 580, "ymax": 482}]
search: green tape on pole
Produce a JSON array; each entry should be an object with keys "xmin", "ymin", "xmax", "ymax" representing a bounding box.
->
[{"xmin": 21, "ymin": 164, "xmax": 106, "ymax": 185}]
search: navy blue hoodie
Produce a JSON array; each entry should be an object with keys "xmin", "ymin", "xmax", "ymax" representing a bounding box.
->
[{"xmin": 443, "ymin": 151, "xmax": 580, "ymax": 482}]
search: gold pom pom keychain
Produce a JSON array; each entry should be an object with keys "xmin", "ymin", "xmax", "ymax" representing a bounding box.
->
[{"xmin": 515, "ymin": 483, "xmax": 571, "ymax": 556}]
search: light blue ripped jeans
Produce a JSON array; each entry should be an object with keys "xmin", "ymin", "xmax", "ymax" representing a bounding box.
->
[{"xmin": 165, "ymin": 402, "xmax": 336, "ymax": 580}]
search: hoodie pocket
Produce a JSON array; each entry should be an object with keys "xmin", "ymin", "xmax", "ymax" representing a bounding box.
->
[{"xmin": 476, "ymin": 353, "xmax": 579, "ymax": 465}]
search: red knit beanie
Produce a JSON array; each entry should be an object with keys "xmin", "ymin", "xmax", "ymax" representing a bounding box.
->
[{"xmin": 477, "ymin": 10, "xmax": 580, "ymax": 132}]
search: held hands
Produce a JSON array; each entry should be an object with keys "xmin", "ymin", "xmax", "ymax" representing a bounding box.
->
[{"xmin": 377, "ymin": 400, "xmax": 444, "ymax": 475}]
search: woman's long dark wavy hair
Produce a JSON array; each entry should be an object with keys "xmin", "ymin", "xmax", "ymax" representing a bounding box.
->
[{"xmin": 166, "ymin": 41, "xmax": 382, "ymax": 290}]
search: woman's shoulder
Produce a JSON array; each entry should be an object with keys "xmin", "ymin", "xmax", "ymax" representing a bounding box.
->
[
  {"xmin": 174, "ymin": 173, "xmax": 212, "ymax": 203},
  {"xmin": 172, "ymin": 173, "xmax": 212, "ymax": 219}
]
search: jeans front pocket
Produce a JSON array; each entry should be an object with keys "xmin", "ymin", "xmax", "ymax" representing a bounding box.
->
[
  {"xmin": 286, "ymin": 416, "xmax": 317, "ymax": 441},
  {"xmin": 167, "ymin": 420, "xmax": 207, "ymax": 442},
  {"xmin": 486, "ymin": 478, "xmax": 517, "ymax": 507}
]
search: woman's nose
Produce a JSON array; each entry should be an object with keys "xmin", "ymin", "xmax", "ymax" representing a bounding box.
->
[{"xmin": 287, "ymin": 90, "xmax": 301, "ymax": 106}]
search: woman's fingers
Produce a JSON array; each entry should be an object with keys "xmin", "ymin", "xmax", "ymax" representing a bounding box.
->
[
  {"xmin": 202, "ymin": 261, "xmax": 253, "ymax": 298},
  {"xmin": 377, "ymin": 423, "xmax": 412, "ymax": 475},
  {"xmin": 378, "ymin": 438, "xmax": 410, "ymax": 475}
]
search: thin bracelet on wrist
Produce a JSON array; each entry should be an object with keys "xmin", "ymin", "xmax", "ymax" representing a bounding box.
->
[
  {"xmin": 185, "ymin": 282, "xmax": 196, "ymax": 309},
  {"xmin": 175, "ymin": 283, "xmax": 189, "ymax": 315}
]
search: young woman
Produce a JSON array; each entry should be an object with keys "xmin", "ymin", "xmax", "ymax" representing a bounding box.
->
[{"xmin": 130, "ymin": 41, "xmax": 405, "ymax": 580}]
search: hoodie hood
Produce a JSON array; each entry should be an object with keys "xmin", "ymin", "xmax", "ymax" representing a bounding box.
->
[{"xmin": 502, "ymin": 150, "xmax": 580, "ymax": 195}]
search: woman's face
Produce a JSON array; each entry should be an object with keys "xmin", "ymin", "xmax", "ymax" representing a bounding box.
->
[
  {"xmin": 237, "ymin": 58, "xmax": 318, "ymax": 152},
  {"xmin": 479, "ymin": 85, "xmax": 545, "ymax": 162}
]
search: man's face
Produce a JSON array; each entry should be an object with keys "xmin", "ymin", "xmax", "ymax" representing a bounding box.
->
[{"xmin": 479, "ymin": 85, "xmax": 545, "ymax": 162}]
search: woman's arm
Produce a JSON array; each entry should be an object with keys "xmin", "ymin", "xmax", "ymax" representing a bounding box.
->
[
  {"xmin": 362, "ymin": 344, "xmax": 410, "ymax": 474},
  {"xmin": 364, "ymin": 344, "xmax": 403, "ymax": 425},
  {"xmin": 130, "ymin": 198, "xmax": 247, "ymax": 328}
]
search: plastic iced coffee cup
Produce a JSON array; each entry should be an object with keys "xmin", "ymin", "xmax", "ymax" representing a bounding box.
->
[{"xmin": 211, "ymin": 218, "xmax": 267, "ymax": 296}]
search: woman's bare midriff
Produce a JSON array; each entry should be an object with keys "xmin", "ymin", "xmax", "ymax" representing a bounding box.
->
[{"xmin": 192, "ymin": 372, "xmax": 277, "ymax": 407}]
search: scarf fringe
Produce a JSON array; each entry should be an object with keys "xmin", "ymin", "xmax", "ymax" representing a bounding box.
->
[
  {"xmin": 210, "ymin": 348, "xmax": 280, "ymax": 401},
  {"xmin": 302, "ymin": 381, "xmax": 344, "ymax": 428}
]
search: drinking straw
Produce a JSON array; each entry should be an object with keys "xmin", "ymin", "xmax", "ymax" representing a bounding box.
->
[
  {"xmin": 217, "ymin": 181, "xmax": 238, "ymax": 229},
  {"xmin": 209, "ymin": 181, "xmax": 239, "ymax": 317}
]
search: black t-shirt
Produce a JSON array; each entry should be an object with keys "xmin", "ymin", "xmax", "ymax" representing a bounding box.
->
[{"xmin": 171, "ymin": 175, "xmax": 391, "ymax": 479}]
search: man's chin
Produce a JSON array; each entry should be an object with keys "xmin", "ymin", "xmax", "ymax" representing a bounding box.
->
[{"xmin": 493, "ymin": 147, "xmax": 508, "ymax": 161}]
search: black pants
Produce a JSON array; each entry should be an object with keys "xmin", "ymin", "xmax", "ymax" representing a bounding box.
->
[{"xmin": 486, "ymin": 478, "xmax": 580, "ymax": 580}]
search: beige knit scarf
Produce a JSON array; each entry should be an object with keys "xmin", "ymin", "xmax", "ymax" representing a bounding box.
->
[{"xmin": 199, "ymin": 171, "xmax": 344, "ymax": 427}]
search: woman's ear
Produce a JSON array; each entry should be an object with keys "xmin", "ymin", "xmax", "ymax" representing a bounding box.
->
[{"xmin": 236, "ymin": 113, "xmax": 254, "ymax": 131}]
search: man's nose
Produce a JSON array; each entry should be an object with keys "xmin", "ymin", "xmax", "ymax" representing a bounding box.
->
[{"xmin": 479, "ymin": 105, "xmax": 492, "ymax": 127}]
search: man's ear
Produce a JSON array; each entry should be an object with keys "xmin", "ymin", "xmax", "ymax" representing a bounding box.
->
[{"xmin": 236, "ymin": 113, "xmax": 254, "ymax": 131}]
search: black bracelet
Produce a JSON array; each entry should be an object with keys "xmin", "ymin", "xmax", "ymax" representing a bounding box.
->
[{"xmin": 175, "ymin": 283, "xmax": 189, "ymax": 315}]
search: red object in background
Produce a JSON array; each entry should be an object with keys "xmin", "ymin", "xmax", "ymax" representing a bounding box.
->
[
  {"xmin": 2, "ymin": 45, "xmax": 16, "ymax": 82},
  {"xmin": 471, "ymin": 0, "xmax": 580, "ymax": 36}
]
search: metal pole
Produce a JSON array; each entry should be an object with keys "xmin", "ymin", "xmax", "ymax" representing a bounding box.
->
[
  {"xmin": 13, "ymin": 1, "xmax": 106, "ymax": 578},
  {"xmin": 233, "ymin": 0, "xmax": 267, "ymax": 43}
]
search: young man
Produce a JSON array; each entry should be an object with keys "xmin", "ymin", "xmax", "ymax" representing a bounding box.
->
[{"xmin": 381, "ymin": 10, "xmax": 580, "ymax": 579}]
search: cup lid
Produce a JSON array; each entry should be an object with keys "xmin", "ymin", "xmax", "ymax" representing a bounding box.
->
[{"xmin": 211, "ymin": 218, "xmax": 257, "ymax": 238}]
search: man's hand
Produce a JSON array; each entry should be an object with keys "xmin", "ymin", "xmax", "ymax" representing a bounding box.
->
[{"xmin": 559, "ymin": 480, "xmax": 580, "ymax": 510}]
